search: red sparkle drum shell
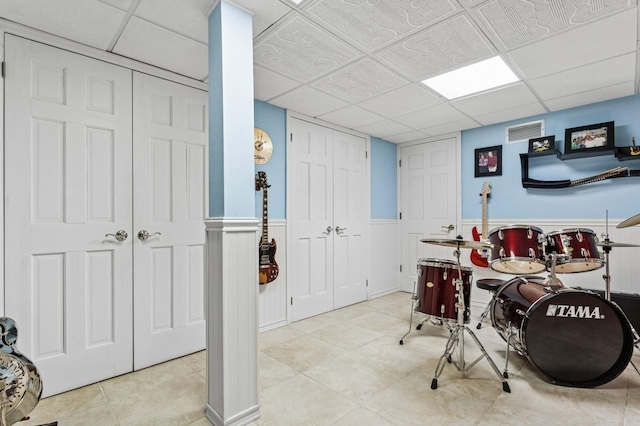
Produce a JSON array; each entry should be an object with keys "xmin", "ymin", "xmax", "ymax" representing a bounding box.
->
[
  {"xmin": 416, "ymin": 258, "xmax": 472, "ymax": 323},
  {"xmin": 488, "ymin": 225, "xmax": 546, "ymax": 274},
  {"xmin": 490, "ymin": 276, "xmax": 633, "ymax": 387},
  {"xmin": 544, "ymin": 228, "xmax": 603, "ymax": 273}
]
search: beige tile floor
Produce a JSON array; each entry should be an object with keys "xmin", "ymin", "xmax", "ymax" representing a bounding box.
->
[{"xmin": 20, "ymin": 291, "xmax": 640, "ymax": 425}]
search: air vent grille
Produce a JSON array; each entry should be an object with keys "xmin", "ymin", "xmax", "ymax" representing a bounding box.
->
[{"xmin": 505, "ymin": 120, "xmax": 544, "ymax": 144}]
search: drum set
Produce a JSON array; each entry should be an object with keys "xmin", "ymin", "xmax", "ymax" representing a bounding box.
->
[{"xmin": 400, "ymin": 217, "xmax": 640, "ymax": 391}]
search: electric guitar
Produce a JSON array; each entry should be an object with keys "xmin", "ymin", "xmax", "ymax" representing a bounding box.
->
[
  {"xmin": 470, "ymin": 180, "xmax": 491, "ymax": 267},
  {"xmin": 256, "ymin": 171, "xmax": 279, "ymax": 285}
]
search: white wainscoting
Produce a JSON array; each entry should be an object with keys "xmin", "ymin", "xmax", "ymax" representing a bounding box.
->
[
  {"xmin": 258, "ymin": 220, "xmax": 287, "ymax": 332},
  {"xmin": 461, "ymin": 219, "xmax": 640, "ymax": 311},
  {"xmin": 369, "ymin": 220, "xmax": 401, "ymax": 298}
]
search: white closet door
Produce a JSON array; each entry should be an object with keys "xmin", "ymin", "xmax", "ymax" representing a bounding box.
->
[
  {"xmin": 132, "ymin": 73, "xmax": 207, "ymax": 369},
  {"xmin": 289, "ymin": 118, "xmax": 369, "ymax": 321},
  {"xmin": 399, "ymin": 138, "xmax": 458, "ymax": 293},
  {"xmin": 4, "ymin": 35, "xmax": 133, "ymax": 396},
  {"xmin": 333, "ymin": 131, "xmax": 368, "ymax": 309},
  {"xmin": 290, "ymin": 118, "xmax": 335, "ymax": 321}
]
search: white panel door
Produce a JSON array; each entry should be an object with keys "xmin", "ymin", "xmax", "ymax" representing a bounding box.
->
[
  {"xmin": 400, "ymin": 139, "xmax": 458, "ymax": 293},
  {"xmin": 132, "ymin": 73, "xmax": 207, "ymax": 369},
  {"xmin": 290, "ymin": 118, "xmax": 368, "ymax": 321},
  {"xmin": 290, "ymin": 118, "xmax": 334, "ymax": 320},
  {"xmin": 4, "ymin": 35, "xmax": 133, "ymax": 396},
  {"xmin": 333, "ymin": 131, "xmax": 367, "ymax": 309}
]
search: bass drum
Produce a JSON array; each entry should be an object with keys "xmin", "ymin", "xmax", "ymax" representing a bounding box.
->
[{"xmin": 491, "ymin": 276, "xmax": 633, "ymax": 387}]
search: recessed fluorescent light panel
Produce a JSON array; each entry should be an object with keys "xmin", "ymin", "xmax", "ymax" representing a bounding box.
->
[{"xmin": 422, "ymin": 56, "xmax": 520, "ymax": 100}]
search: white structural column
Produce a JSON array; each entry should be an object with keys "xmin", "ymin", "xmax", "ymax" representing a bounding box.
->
[{"xmin": 206, "ymin": 2, "xmax": 260, "ymax": 425}]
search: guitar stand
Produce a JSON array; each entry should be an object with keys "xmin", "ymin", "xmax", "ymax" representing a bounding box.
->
[{"xmin": 431, "ymin": 248, "xmax": 510, "ymax": 393}]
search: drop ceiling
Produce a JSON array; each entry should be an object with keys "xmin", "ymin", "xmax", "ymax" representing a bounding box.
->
[{"xmin": 0, "ymin": 0, "xmax": 638, "ymax": 143}]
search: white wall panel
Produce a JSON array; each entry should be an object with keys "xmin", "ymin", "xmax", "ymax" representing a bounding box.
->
[
  {"xmin": 258, "ymin": 220, "xmax": 287, "ymax": 332},
  {"xmin": 370, "ymin": 220, "xmax": 400, "ymax": 298}
]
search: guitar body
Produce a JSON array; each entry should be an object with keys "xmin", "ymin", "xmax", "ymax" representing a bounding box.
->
[
  {"xmin": 258, "ymin": 237, "xmax": 279, "ymax": 285},
  {"xmin": 470, "ymin": 226, "xmax": 489, "ymax": 268}
]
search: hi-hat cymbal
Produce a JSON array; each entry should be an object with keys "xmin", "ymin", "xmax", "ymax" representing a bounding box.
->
[
  {"xmin": 617, "ymin": 213, "xmax": 640, "ymax": 229},
  {"xmin": 420, "ymin": 238, "xmax": 495, "ymax": 250},
  {"xmin": 597, "ymin": 240, "xmax": 640, "ymax": 248}
]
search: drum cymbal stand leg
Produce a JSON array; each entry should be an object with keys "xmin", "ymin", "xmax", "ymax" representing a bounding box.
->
[
  {"xmin": 503, "ymin": 322, "xmax": 513, "ymax": 379},
  {"xmin": 399, "ymin": 281, "xmax": 418, "ymax": 345},
  {"xmin": 431, "ymin": 246, "xmax": 511, "ymax": 393}
]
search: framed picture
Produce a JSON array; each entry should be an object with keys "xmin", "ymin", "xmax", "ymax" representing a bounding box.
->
[
  {"xmin": 564, "ymin": 121, "xmax": 614, "ymax": 155},
  {"xmin": 528, "ymin": 135, "xmax": 555, "ymax": 153},
  {"xmin": 475, "ymin": 145, "xmax": 502, "ymax": 177}
]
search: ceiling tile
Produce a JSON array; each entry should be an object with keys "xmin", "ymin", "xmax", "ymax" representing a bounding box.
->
[
  {"xmin": 419, "ymin": 117, "xmax": 480, "ymax": 136},
  {"xmin": 530, "ymin": 53, "xmax": 636, "ymax": 101},
  {"xmin": 474, "ymin": 102, "xmax": 547, "ymax": 126},
  {"xmin": 254, "ymin": 15, "xmax": 359, "ymax": 82},
  {"xmin": 476, "ymin": 0, "xmax": 633, "ymax": 49},
  {"xmin": 394, "ymin": 103, "xmax": 468, "ymax": 129},
  {"xmin": 254, "ymin": 65, "xmax": 302, "ymax": 101},
  {"xmin": 310, "ymin": 58, "xmax": 406, "ymax": 103},
  {"xmin": 377, "ymin": 14, "xmax": 494, "ymax": 80},
  {"xmin": 506, "ymin": 9, "xmax": 637, "ymax": 80},
  {"xmin": 268, "ymin": 85, "xmax": 349, "ymax": 117},
  {"xmin": 317, "ymin": 105, "xmax": 385, "ymax": 129},
  {"xmin": 358, "ymin": 84, "xmax": 443, "ymax": 118},
  {"xmin": 0, "ymin": 0, "xmax": 126, "ymax": 50},
  {"xmin": 306, "ymin": 0, "xmax": 458, "ymax": 50},
  {"xmin": 134, "ymin": 0, "xmax": 214, "ymax": 43},
  {"xmin": 383, "ymin": 130, "xmax": 431, "ymax": 144},
  {"xmin": 544, "ymin": 82, "xmax": 636, "ymax": 112},
  {"xmin": 113, "ymin": 16, "xmax": 208, "ymax": 80},
  {"xmin": 451, "ymin": 83, "xmax": 541, "ymax": 116},
  {"xmin": 354, "ymin": 120, "xmax": 414, "ymax": 139},
  {"xmin": 232, "ymin": 0, "xmax": 293, "ymax": 37},
  {"xmin": 99, "ymin": 0, "xmax": 133, "ymax": 10}
]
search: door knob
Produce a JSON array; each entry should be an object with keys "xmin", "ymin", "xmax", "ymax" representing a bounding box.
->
[
  {"xmin": 335, "ymin": 226, "xmax": 347, "ymax": 235},
  {"xmin": 138, "ymin": 230, "xmax": 161, "ymax": 241},
  {"xmin": 442, "ymin": 224, "xmax": 455, "ymax": 232},
  {"xmin": 325, "ymin": 226, "xmax": 334, "ymax": 234},
  {"xmin": 105, "ymin": 230, "xmax": 128, "ymax": 241}
]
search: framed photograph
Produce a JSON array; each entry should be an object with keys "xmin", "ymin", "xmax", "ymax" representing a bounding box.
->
[
  {"xmin": 564, "ymin": 121, "xmax": 614, "ymax": 156},
  {"xmin": 475, "ymin": 145, "xmax": 502, "ymax": 177},
  {"xmin": 528, "ymin": 135, "xmax": 555, "ymax": 153}
]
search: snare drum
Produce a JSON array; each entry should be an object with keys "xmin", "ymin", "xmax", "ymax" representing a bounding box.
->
[
  {"xmin": 544, "ymin": 228, "xmax": 603, "ymax": 273},
  {"xmin": 491, "ymin": 276, "xmax": 633, "ymax": 387},
  {"xmin": 488, "ymin": 225, "xmax": 546, "ymax": 274},
  {"xmin": 416, "ymin": 258, "xmax": 472, "ymax": 323}
]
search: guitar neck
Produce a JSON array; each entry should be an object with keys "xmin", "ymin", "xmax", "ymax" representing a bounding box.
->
[
  {"xmin": 262, "ymin": 188, "xmax": 269, "ymax": 241},
  {"xmin": 481, "ymin": 194, "xmax": 488, "ymax": 240}
]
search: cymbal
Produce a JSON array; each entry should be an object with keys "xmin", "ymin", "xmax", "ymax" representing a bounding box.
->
[
  {"xmin": 617, "ymin": 213, "xmax": 640, "ymax": 229},
  {"xmin": 597, "ymin": 240, "xmax": 640, "ymax": 248},
  {"xmin": 420, "ymin": 238, "xmax": 495, "ymax": 250}
]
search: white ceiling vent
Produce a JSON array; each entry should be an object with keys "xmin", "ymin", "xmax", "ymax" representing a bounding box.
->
[{"xmin": 505, "ymin": 120, "xmax": 544, "ymax": 144}]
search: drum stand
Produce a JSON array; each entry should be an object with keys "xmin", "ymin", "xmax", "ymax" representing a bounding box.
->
[
  {"xmin": 399, "ymin": 281, "xmax": 444, "ymax": 346},
  {"xmin": 599, "ymin": 234, "xmax": 640, "ymax": 375},
  {"xmin": 431, "ymin": 246, "xmax": 511, "ymax": 393}
]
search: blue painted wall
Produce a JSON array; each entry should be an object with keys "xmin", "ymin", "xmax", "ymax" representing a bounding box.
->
[
  {"xmin": 462, "ymin": 95, "xmax": 640, "ymax": 220},
  {"xmin": 371, "ymin": 137, "xmax": 398, "ymax": 219},
  {"xmin": 252, "ymin": 103, "xmax": 398, "ymax": 219},
  {"xmin": 254, "ymin": 100, "xmax": 287, "ymax": 219}
]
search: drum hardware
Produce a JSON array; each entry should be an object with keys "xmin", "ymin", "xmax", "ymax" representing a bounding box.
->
[
  {"xmin": 423, "ymin": 237, "xmax": 510, "ymax": 393},
  {"xmin": 475, "ymin": 278, "xmax": 505, "ymax": 330},
  {"xmin": 399, "ymin": 280, "xmax": 445, "ymax": 346}
]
